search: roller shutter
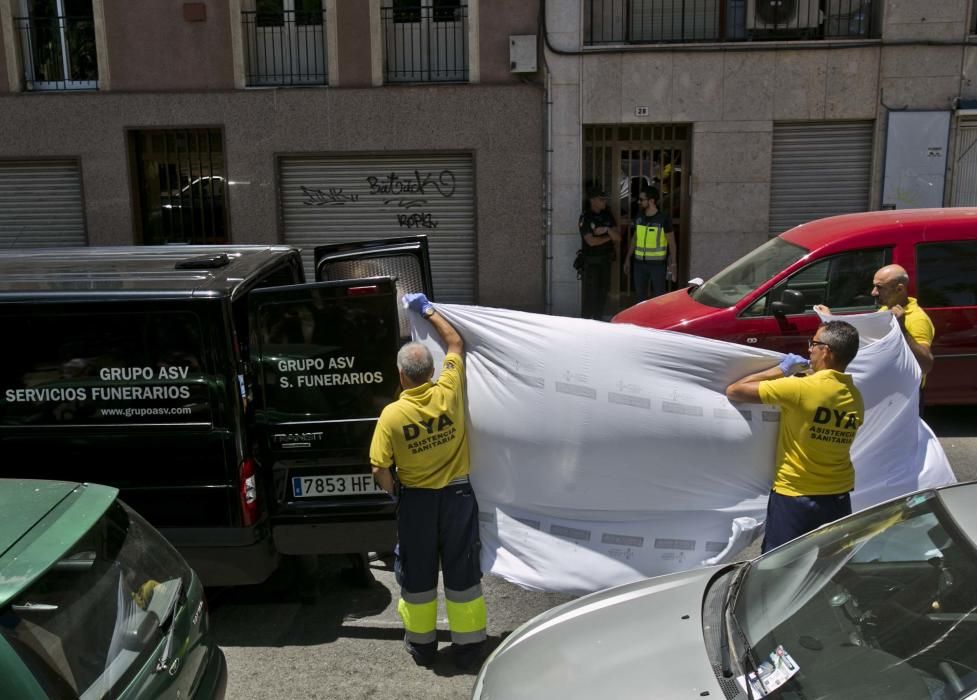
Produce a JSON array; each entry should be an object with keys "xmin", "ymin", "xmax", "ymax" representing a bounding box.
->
[
  {"xmin": 951, "ymin": 117, "xmax": 977, "ymax": 206},
  {"xmin": 769, "ymin": 121, "xmax": 873, "ymax": 235},
  {"xmin": 0, "ymin": 160, "xmax": 86, "ymax": 247},
  {"xmin": 279, "ymin": 154, "xmax": 475, "ymax": 303}
]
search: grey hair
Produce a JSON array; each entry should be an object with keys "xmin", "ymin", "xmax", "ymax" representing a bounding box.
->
[
  {"xmin": 397, "ymin": 342, "xmax": 434, "ymax": 384},
  {"xmin": 818, "ymin": 320, "xmax": 860, "ymax": 368}
]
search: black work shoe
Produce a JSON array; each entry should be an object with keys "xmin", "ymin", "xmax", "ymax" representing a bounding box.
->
[
  {"xmin": 450, "ymin": 642, "xmax": 485, "ymax": 671},
  {"xmin": 405, "ymin": 640, "xmax": 437, "ymax": 667}
]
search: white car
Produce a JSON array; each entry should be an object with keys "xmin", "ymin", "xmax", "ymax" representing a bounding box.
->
[{"xmin": 473, "ymin": 482, "xmax": 977, "ymax": 700}]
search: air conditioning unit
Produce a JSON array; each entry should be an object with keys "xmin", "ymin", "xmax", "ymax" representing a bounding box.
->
[{"xmin": 747, "ymin": 0, "xmax": 820, "ymax": 34}]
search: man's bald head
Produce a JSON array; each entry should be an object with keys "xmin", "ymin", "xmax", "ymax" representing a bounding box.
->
[{"xmin": 872, "ymin": 264, "xmax": 910, "ymax": 307}]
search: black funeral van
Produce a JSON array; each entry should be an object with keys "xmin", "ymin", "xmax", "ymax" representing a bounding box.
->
[{"xmin": 0, "ymin": 237, "xmax": 433, "ymax": 586}]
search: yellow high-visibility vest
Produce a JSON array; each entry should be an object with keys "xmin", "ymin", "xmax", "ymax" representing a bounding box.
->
[{"xmin": 634, "ymin": 221, "xmax": 667, "ymax": 260}]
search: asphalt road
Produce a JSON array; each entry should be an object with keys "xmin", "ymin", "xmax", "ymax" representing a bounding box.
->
[{"xmin": 212, "ymin": 405, "xmax": 977, "ymax": 700}]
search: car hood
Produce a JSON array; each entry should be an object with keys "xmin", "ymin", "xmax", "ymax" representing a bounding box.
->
[
  {"xmin": 612, "ymin": 287, "xmax": 722, "ymax": 329},
  {"xmin": 473, "ymin": 565, "xmax": 727, "ymax": 700}
]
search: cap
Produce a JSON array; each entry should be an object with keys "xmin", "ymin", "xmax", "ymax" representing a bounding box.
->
[{"xmin": 586, "ymin": 187, "xmax": 608, "ymax": 199}]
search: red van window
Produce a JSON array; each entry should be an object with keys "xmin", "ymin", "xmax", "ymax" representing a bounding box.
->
[
  {"xmin": 917, "ymin": 241, "xmax": 977, "ymax": 307},
  {"xmin": 745, "ymin": 248, "xmax": 890, "ymax": 317}
]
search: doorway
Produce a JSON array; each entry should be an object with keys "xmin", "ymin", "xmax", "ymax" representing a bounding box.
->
[{"xmin": 583, "ymin": 124, "xmax": 690, "ymax": 316}]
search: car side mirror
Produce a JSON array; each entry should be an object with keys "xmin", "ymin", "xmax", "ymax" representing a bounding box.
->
[
  {"xmin": 770, "ymin": 289, "xmax": 805, "ymax": 316},
  {"xmin": 122, "ymin": 611, "xmax": 160, "ymax": 651},
  {"xmin": 687, "ymin": 277, "xmax": 704, "ymax": 289}
]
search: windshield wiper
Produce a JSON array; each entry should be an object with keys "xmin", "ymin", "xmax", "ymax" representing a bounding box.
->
[
  {"xmin": 153, "ymin": 579, "xmax": 184, "ymax": 674},
  {"xmin": 719, "ymin": 564, "xmax": 746, "ymax": 678},
  {"xmin": 721, "ymin": 562, "xmax": 765, "ymax": 699}
]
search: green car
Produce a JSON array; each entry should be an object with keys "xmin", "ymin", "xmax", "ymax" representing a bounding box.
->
[{"xmin": 0, "ymin": 479, "xmax": 226, "ymax": 699}]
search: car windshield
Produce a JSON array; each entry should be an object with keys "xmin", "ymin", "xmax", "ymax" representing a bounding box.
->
[
  {"xmin": 691, "ymin": 237, "xmax": 808, "ymax": 308},
  {"xmin": 730, "ymin": 491, "xmax": 977, "ymax": 699},
  {"xmin": 0, "ymin": 501, "xmax": 191, "ymax": 700}
]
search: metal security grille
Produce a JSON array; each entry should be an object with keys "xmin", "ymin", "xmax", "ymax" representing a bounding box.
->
[
  {"xmin": 0, "ymin": 159, "xmax": 86, "ymax": 247},
  {"xmin": 279, "ymin": 153, "xmax": 475, "ymax": 302},
  {"xmin": 382, "ymin": 0, "xmax": 468, "ymax": 83},
  {"xmin": 583, "ymin": 0, "xmax": 878, "ymax": 44},
  {"xmin": 242, "ymin": 0, "xmax": 327, "ymax": 86},
  {"xmin": 769, "ymin": 121, "xmax": 874, "ymax": 235},
  {"xmin": 582, "ymin": 124, "xmax": 689, "ymax": 312},
  {"xmin": 14, "ymin": 0, "xmax": 98, "ymax": 91},
  {"xmin": 130, "ymin": 128, "xmax": 228, "ymax": 245},
  {"xmin": 951, "ymin": 117, "xmax": 977, "ymax": 206}
]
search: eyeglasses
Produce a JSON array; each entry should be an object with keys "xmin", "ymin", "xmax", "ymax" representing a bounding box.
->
[{"xmin": 808, "ymin": 339, "xmax": 832, "ymax": 350}]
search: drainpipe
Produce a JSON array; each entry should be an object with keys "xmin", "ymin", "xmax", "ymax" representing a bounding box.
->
[{"xmin": 543, "ymin": 68, "xmax": 554, "ymax": 314}]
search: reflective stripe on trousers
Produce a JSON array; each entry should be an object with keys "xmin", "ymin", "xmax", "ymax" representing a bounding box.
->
[
  {"xmin": 634, "ymin": 223, "xmax": 666, "ymax": 260},
  {"xmin": 398, "ymin": 588, "xmax": 438, "ymax": 644},
  {"xmin": 445, "ymin": 583, "xmax": 487, "ymax": 644}
]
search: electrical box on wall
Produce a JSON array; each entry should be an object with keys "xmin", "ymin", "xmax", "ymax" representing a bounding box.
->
[{"xmin": 510, "ymin": 35, "xmax": 537, "ymax": 73}]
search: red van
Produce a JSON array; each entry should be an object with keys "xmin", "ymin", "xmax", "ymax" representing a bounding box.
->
[{"xmin": 612, "ymin": 209, "xmax": 977, "ymax": 405}]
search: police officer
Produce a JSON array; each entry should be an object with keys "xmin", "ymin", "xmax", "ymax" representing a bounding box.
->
[
  {"xmin": 726, "ymin": 320, "xmax": 864, "ymax": 552},
  {"xmin": 578, "ymin": 187, "xmax": 619, "ymax": 320},
  {"xmin": 369, "ymin": 293, "xmax": 486, "ymax": 669},
  {"xmin": 624, "ymin": 187, "xmax": 676, "ymax": 302}
]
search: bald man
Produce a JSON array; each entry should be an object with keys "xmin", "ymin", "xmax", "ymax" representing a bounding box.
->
[
  {"xmin": 817, "ymin": 263, "xmax": 934, "ymax": 401},
  {"xmin": 870, "ymin": 264, "xmax": 935, "ymax": 380}
]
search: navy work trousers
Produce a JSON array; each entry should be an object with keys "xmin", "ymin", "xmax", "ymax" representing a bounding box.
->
[
  {"xmin": 395, "ymin": 479, "xmax": 482, "ymax": 637},
  {"xmin": 761, "ymin": 490, "xmax": 852, "ymax": 553}
]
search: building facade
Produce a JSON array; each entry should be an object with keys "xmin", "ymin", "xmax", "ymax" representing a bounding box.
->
[
  {"xmin": 0, "ymin": 0, "xmax": 544, "ymax": 310},
  {"xmin": 545, "ymin": 0, "xmax": 977, "ymax": 317},
  {"xmin": 4, "ymin": 1, "xmax": 977, "ymax": 318}
]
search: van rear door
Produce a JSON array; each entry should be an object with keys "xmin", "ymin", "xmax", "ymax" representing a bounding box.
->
[{"xmin": 248, "ymin": 236, "xmax": 433, "ymax": 554}]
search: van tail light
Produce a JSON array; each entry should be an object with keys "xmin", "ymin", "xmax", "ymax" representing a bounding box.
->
[
  {"xmin": 239, "ymin": 457, "xmax": 259, "ymax": 526},
  {"xmin": 347, "ymin": 284, "xmax": 379, "ymax": 296}
]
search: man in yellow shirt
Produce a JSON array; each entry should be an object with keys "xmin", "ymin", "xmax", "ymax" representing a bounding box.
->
[
  {"xmin": 727, "ymin": 320, "xmax": 864, "ymax": 552},
  {"xmin": 872, "ymin": 264, "xmax": 935, "ymax": 402},
  {"xmin": 369, "ymin": 292, "xmax": 485, "ymax": 669}
]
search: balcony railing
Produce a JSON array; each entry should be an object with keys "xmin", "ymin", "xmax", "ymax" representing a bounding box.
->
[
  {"xmin": 585, "ymin": 0, "xmax": 879, "ymax": 45},
  {"xmin": 382, "ymin": 4, "xmax": 468, "ymax": 83},
  {"xmin": 243, "ymin": 8, "xmax": 327, "ymax": 86},
  {"xmin": 14, "ymin": 14, "xmax": 98, "ymax": 91}
]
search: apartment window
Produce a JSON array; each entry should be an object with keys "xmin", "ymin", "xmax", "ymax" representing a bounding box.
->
[
  {"xmin": 242, "ymin": 0, "xmax": 327, "ymax": 85},
  {"xmin": 14, "ymin": 0, "xmax": 98, "ymax": 90},
  {"xmin": 382, "ymin": 0, "xmax": 468, "ymax": 83},
  {"xmin": 129, "ymin": 129, "xmax": 228, "ymax": 246},
  {"xmin": 584, "ymin": 0, "xmax": 879, "ymax": 45}
]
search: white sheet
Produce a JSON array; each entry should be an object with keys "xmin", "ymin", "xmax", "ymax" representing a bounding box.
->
[{"xmin": 410, "ymin": 306, "xmax": 955, "ymax": 595}]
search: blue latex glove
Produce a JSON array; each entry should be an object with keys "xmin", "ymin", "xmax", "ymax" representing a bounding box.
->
[
  {"xmin": 779, "ymin": 353, "xmax": 810, "ymax": 376},
  {"xmin": 403, "ymin": 292, "xmax": 434, "ymax": 316}
]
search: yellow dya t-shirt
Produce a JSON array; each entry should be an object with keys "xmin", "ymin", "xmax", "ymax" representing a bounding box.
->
[
  {"xmin": 369, "ymin": 352, "xmax": 470, "ymax": 489},
  {"xmin": 879, "ymin": 296, "xmax": 935, "ymax": 347},
  {"xmin": 758, "ymin": 369, "xmax": 864, "ymax": 497},
  {"xmin": 880, "ymin": 297, "xmax": 935, "ymax": 385}
]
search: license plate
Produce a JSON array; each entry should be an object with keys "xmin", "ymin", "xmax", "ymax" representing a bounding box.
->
[{"xmin": 291, "ymin": 474, "xmax": 384, "ymax": 498}]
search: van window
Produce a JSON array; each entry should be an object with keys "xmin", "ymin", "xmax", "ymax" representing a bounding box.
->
[
  {"xmin": 251, "ymin": 287, "xmax": 400, "ymax": 421},
  {"xmin": 0, "ymin": 311, "xmax": 212, "ymax": 427},
  {"xmin": 692, "ymin": 238, "xmax": 808, "ymax": 308},
  {"xmin": 744, "ymin": 248, "xmax": 889, "ymax": 317},
  {"xmin": 917, "ymin": 241, "xmax": 977, "ymax": 307}
]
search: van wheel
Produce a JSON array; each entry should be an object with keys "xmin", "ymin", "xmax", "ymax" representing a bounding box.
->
[
  {"xmin": 344, "ymin": 552, "xmax": 376, "ymax": 589},
  {"xmin": 294, "ymin": 554, "xmax": 320, "ymax": 605}
]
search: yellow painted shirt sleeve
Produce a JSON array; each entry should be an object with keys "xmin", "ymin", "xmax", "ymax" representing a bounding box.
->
[
  {"xmin": 369, "ymin": 407, "xmax": 395, "ymax": 470},
  {"xmin": 758, "ymin": 371, "xmax": 864, "ymax": 497}
]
